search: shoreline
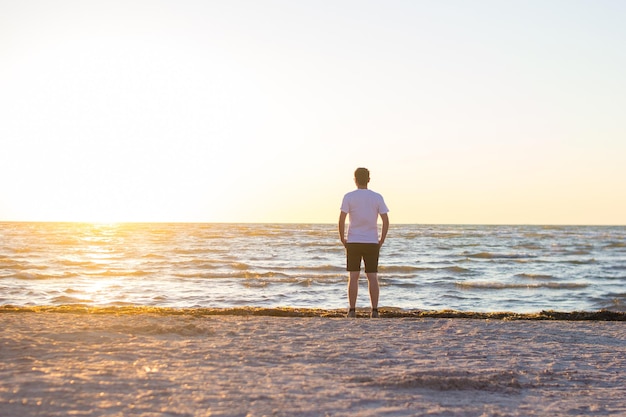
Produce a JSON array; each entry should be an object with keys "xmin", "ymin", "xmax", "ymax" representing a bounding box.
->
[{"xmin": 1, "ymin": 305, "xmax": 625, "ymax": 320}]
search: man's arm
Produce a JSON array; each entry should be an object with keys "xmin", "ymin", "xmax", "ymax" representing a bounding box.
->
[
  {"xmin": 379, "ymin": 213, "xmax": 389, "ymax": 246},
  {"xmin": 338, "ymin": 211, "xmax": 348, "ymax": 247}
]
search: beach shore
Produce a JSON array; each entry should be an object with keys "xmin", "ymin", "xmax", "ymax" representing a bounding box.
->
[{"xmin": 1, "ymin": 311, "xmax": 624, "ymax": 416}]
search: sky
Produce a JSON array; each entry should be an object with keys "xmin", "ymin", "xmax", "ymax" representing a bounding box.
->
[{"xmin": 1, "ymin": 0, "xmax": 625, "ymax": 224}]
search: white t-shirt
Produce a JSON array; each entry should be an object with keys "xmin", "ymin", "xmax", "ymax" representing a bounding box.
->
[{"xmin": 340, "ymin": 189, "xmax": 389, "ymax": 243}]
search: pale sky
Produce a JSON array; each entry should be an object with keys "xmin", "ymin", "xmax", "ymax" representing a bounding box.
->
[{"xmin": 2, "ymin": 0, "xmax": 625, "ymax": 224}]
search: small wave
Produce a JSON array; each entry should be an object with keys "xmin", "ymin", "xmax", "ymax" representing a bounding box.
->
[
  {"xmin": 439, "ymin": 266, "xmax": 472, "ymax": 274},
  {"xmin": 126, "ymin": 269, "xmax": 152, "ymax": 277},
  {"xmin": 173, "ymin": 271, "xmax": 291, "ymax": 280},
  {"xmin": 51, "ymin": 295, "xmax": 93, "ymax": 304},
  {"xmin": 564, "ymin": 250, "xmax": 592, "ymax": 256},
  {"xmin": 604, "ymin": 242, "xmax": 626, "ymax": 249},
  {"xmin": 0, "ymin": 258, "xmax": 22, "ymax": 269},
  {"xmin": 514, "ymin": 244, "xmax": 544, "ymax": 250},
  {"xmin": 172, "ymin": 271, "xmax": 250, "ymax": 279},
  {"xmin": 604, "ymin": 265, "xmax": 626, "ymax": 271},
  {"xmin": 426, "ymin": 233, "xmax": 467, "ymax": 239},
  {"xmin": 380, "ymin": 265, "xmax": 430, "ymax": 273},
  {"xmin": 16, "ymin": 263, "xmax": 49, "ymax": 270},
  {"xmin": 563, "ymin": 259, "xmax": 596, "ymax": 265},
  {"xmin": 59, "ymin": 259, "xmax": 93, "ymax": 267},
  {"xmin": 515, "ymin": 273, "xmax": 554, "ymax": 280},
  {"xmin": 596, "ymin": 294, "xmax": 626, "ymax": 312},
  {"xmin": 292, "ymin": 264, "xmax": 345, "ymax": 272},
  {"xmin": 14, "ymin": 271, "xmax": 79, "ymax": 280},
  {"xmin": 15, "ymin": 271, "xmax": 41, "ymax": 280},
  {"xmin": 466, "ymin": 252, "xmax": 535, "ymax": 260},
  {"xmin": 243, "ymin": 280, "xmax": 270, "ymax": 288},
  {"xmin": 243, "ymin": 271, "xmax": 290, "ymax": 279},
  {"xmin": 292, "ymin": 278, "xmax": 314, "ymax": 287},
  {"xmin": 87, "ymin": 269, "xmax": 152, "ymax": 278},
  {"xmin": 456, "ymin": 281, "xmax": 589, "ymax": 290},
  {"xmin": 382, "ymin": 279, "xmax": 418, "ymax": 289},
  {"xmin": 142, "ymin": 253, "xmax": 168, "ymax": 259}
]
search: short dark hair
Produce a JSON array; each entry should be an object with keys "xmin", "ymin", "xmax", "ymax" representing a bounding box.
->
[{"xmin": 354, "ymin": 167, "xmax": 370, "ymax": 186}]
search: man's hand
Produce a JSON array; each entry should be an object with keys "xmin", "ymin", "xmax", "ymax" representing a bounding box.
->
[
  {"xmin": 338, "ymin": 211, "xmax": 348, "ymax": 247},
  {"xmin": 379, "ymin": 213, "xmax": 389, "ymax": 247}
]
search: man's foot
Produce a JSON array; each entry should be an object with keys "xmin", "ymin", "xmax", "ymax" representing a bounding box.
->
[
  {"xmin": 371, "ymin": 308, "xmax": 379, "ymax": 318},
  {"xmin": 347, "ymin": 308, "xmax": 356, "ymax": 318}
]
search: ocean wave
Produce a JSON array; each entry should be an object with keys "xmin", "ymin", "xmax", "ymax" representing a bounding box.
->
[
  {"xmin": 465, "ymin": 252, "xmax": 536, "ymax": 260},
  {"xmin": 141, "ymin": 252, "xmax": 168, "ymax": 259},
  {"xmin": 523, "ymin": 232, "xmax": 552, "ymax": 239},
  {"xmin": 291, "ymin": 264, "xmax": 345, "ymax": 272},
  {"xmin": 99, "ymin": 269, "xmax": 152, "ymax": 277},
  {"xmin": 381, "ymin": 279, "xmax": 420, "ymax": 289},
  {"xmin": 13, "ymin": 270, "xmax": 80, "ymax": 280},
  {"xmin": 456, "ymin": 281, "xmax": 589, "ymax": 290},
  {"xmin": 51, "ymin": 295, "xmax": 93, "ymax": 304},
  {"xmin": 243, "ymin": 271, "xmax": 292, "ymax": 279},
  {"xmin": 423, "ymin": 232, "xmax": 468, "ymax": 239},
  {"xmin": 2, "ymin": 223, "xmax": 624, "ymax": 313},
  {"xmin": 58, "ymin": 258, "xmax": 97, "ymax": 267},
  {"xmin": 173, "ymin": 271, "xmax": 290, "ymax": 280},
  {"xmin": 515, "ymin": 273, "xmax": 554, "ymax": 280},
  {"xmin": 172, "ymin": 259, "xmax": 221, "ymax": 267},
  {"xmin": 81, "ymin": 269, "xmax": 153, "ymax": 278},
  {"xmin": 76, "ymin": 269, "xmax": 152, "ymax": 278},
  {"xmin": 380, "ymin": 265, "xmax": 430, "ymax": 273},
  {"xmin": 230, "ymin": 262, "xmax": 250, "ymax": 270},
  {"xmin": 563, "ymin": 250, "xmax": 592, "ymax": 256},
  {"xmin": 292, "ymin": 278, "xmax": 314, "ymax": 287},
  {"xmin": 171, "ymin": 247, "xmax": 217, "ymax": 255},
  {"xmin": 0, "ymin": 258, "xmax": 22, "ymax": 269},
  {"xmin": 604, "ymin": 265, "xmax": 626, "ymax": 271},
  {"xmin": 439, "ymin": 266, "xmax": 472, "ymax": 274},
  {"xmin": 596, "ymin": 294, "xmax": 626, "ymax": 312},
  {"xmin": 254, "ymin": 273, "xmax": 347, "ymax": 283},
  {"xmin": 172, "ymin": 270, "xmax": 347, "ymax": 281},
  {"xmin": 562, "ymin": 259, "xmax": 596, "ymax": 265},
  {"xmin": 514, "ymin": 243, "xmax": 544, "ymax": 250},
  {"xmin": 243, "ymin": 280, "xmax": 270, "ymax": 288}
]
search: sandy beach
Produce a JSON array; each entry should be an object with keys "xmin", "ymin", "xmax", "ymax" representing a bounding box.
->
[{"xmin": 1, "ymin": 311, "xmax": 625, "ymax": 416}]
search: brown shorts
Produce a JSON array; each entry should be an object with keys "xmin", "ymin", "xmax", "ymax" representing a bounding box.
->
[{"xmin": 346, "ymin": 243, "xmax": 380, "ymax": 273}]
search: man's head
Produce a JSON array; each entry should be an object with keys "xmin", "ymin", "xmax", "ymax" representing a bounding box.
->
[{"xmin": 354, "ymin": 167, "xmax": 370, "ymax": 187}]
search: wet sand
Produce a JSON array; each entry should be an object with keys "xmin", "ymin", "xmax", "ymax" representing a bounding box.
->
[{"xmin": 1, "ymin": 311, "xmax": 625, "ymax": 416}]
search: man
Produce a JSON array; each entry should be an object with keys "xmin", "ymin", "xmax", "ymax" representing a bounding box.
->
[{"xmin": 338, "ymin": 167, "xmax": 389, "ymax": 318}]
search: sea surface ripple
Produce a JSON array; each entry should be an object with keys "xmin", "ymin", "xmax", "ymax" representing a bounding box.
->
[{"xmin": 1, "ymin": 222, "xmax": 624, "ymax": 313}]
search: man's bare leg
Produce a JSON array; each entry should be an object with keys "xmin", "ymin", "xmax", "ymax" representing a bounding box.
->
[
  {"xmin": 366, "ymin": 272, "xmax": 379, "ymax": 317},
  {"xmin": 347, "ymin": 271, "xmax": 360, "ymax": 317}
]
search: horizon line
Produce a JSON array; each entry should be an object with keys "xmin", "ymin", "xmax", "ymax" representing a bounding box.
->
[{"xmin": 1, "ymin": 220, "xmax": 624, "ymax": 227}]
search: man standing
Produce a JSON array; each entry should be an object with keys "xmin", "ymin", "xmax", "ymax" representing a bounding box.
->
[{"xmin": 339, "ymin": 168, "xmax": 389, "ymax": 318}]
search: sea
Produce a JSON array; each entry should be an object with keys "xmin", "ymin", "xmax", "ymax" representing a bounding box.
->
[{"xmin": 1, "ymin": 222, "xmax": 625, "ymax": 313}]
